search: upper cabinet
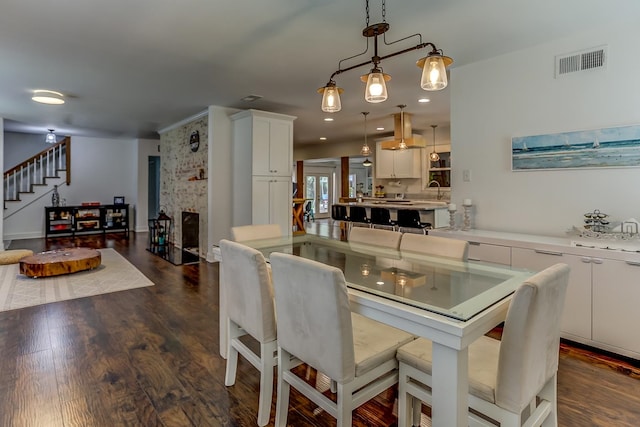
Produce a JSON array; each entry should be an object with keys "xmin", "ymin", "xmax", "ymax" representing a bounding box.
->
[
  {"xmin": 375, "ymin": 140, "xmax": 422, "ymax": 179},
  {"xmin": 232, "ymin": 109, "xmax": 295, "ymax": 177}
]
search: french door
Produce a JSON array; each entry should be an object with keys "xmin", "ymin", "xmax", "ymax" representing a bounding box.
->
[{"xmin": 305, "ymin": 173, "xmax": 331, "ymax": 219}]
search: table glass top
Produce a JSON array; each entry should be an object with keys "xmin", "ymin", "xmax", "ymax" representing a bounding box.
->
[{"xmin": 239, "ymin": 234, "xmax": 533, "ymax": 321}]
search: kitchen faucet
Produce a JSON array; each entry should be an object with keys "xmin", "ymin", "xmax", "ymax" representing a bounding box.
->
[{"xmin": 427, "ymin": 180, "xmax": 442, "ymax": 200}]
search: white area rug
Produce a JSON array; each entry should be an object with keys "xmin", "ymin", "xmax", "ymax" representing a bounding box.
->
[{"xmin": 0, "ymin": 248, "xmax": 154, "ymax": 312}]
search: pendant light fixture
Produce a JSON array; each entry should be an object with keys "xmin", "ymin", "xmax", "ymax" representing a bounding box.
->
[
  {"xmin": 361, "ymin": 111, "xmax": 372, "ymax": 166},
  {"xmin": 360, "ymin": 112, "xmax": 371, "ymax": 156},
  {"xmin": 45, "ymin": 129, "xmax": 57, "ymax": 144},
  {"xmin": 398, "ymin": 105, "xmax": 407, "ymax": 151},
  {"xmin": 317, "ymin": 0, "xmax": 452, "ymax": 111},
  {"xmin": 429, "ymin": 125, "xmax": 440, "ymax": 162}
]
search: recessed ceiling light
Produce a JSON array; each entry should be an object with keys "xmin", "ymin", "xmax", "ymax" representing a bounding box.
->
[
  {"xmin": 376, "ymin": 127, "xmax": 385, "ymax": 131},
  {"xmin": 319, "ymin": 137, "xmax": 327, "ymax": 141},
  {"xmin": 32, "ymin": 89, "xmax": 65, "ymax": 105},
  {"xmin": 323, "ymin": 117, "xmax": 334, "ymax": 122},
  {"xmin": 241, "ymin": 94, "xmax": 262, "ymax": 102},
  {"xmin": 418, "ymin": 98, "xmax": 430, "ymax": 103}
]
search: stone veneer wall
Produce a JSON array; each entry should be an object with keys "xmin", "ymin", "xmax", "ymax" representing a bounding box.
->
[{"xmin": 159, "ymin": 116, "xmax": 208, "ymax": 257}]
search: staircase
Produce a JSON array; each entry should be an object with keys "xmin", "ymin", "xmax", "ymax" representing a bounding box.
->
[{"xmin": 4, "ymin": 137, "xmax": 71, "ymax": 219}]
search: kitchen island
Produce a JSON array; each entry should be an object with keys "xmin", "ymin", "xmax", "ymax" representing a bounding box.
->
[{"xmin": 335, "ymin": 199, "xmax": 450, "ymax": 228}]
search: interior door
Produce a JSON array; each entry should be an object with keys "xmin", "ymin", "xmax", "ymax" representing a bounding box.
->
[{"xmin": 305, "ymin": 173, "xmax": 332, "ymax": 219}]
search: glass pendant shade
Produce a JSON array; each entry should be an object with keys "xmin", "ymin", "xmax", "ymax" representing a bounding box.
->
[
  {"xmin": 420, "ymin": 55, "xmax": 448, "ymax": 91},
  {"xmin": 45, "ymin": 129, "xmax": 57, "ymax": 144},
  {"xmin": 361, "ymin": 144, "xmax": 371, "ymax": 156},
  {"xmin": 429, "ymin": 124, "xmax": 439, "ymax": 161},
  {"xmin": 363, "ymin": 71, "xmax": 390, "ymax": 103},
  {"xmin": 321, "ymin": 85, "xmax": 342, "ymax": 112}
]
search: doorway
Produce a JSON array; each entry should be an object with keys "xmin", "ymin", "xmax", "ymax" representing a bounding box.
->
[
  {"xmin": 148, "ymin": 156, "xmax": 161, "ymax": 220},
  {"xmin": 305, "ymin": 173, "xmax": 331, "ymax": 220}
]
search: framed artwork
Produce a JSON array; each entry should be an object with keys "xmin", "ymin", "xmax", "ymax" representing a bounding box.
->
[
  {"xmin": 512, "ymin": 124, "xmax": 640, "ymax": 171},
  {"xmin": 114, "ymin": 196, "xmax": 125, "ymax": 205}
]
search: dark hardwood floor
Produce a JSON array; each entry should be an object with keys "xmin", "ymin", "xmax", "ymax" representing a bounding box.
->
[{"xmin": 1, "ymin": 228, "xmax": 639, "ymax": 426}]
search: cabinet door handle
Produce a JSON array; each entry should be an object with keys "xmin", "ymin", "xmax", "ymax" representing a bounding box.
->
[
  {"xmin": 469, "ymin": 241, "xmax": 481, "ymax": 246},
  {"xmin": 591, "ymin": 258, "xmax": 603, "ymax": 264},
  {"xmin": 534, "ymin": 249, "xmax": 563, "ymax": 256},
  {"xmin": 581, "ymin": 257, "xmax": 592, "ymax": 263},
  {"xmin": 625, "ymin": 260, "xmax": 640, "ymax": 267}
]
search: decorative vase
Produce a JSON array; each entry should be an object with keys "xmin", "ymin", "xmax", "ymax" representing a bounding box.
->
[{"xmin": 51, "ymin": 185, "xmax": 60, "ymax": 207}]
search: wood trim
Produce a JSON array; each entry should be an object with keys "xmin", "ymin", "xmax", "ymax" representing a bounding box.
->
[
  {"xmin": 65, "ymin": 136, "xmax": 71, "ymax": 185},
  {"xmin": 296, "ymin": 160, "xmax": 304, "ymax": 198},
  {"xmin": 341, "ymin": 157, "xmax": 349, "ymax": 198}
]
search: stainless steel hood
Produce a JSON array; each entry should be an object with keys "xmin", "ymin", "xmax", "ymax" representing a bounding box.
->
[{"xmin": 380, "ymin": 112, "xmax": 426, "ymax": 150}]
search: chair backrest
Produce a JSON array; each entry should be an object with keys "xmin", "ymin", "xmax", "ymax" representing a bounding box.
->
[
  {"xmin": 370, "ymin": 207, "xmax": 391, "ymax": 225},
  {"xmin": 231, "ymin": 224, "xmax": 282, "ymax": 242},
  {"xmin": 349, "ymin": 206, "xmax": 368, "ymax": 223},
  {"xmin": 270, "ymin": 252, "xmax": 356, "ymax": 383},
  {"xmin": 331, "ymin": 204, "xmax": 348, "ymax": 221},
  {"xmin": 349, "ymin": 227, "xmax": 402, "ymax": 249},
  {"xmin": 400, "ymin": 234, "xmax": 469, "ymax": 260},
  {"xmin": 496, "ymin": 263, "xmax": 570, "ymax": 413},
  {"xmin": 219, "ymin": 239, "xmax": 277, "ymax": 343},
  {"xmin": 396, "ymin": 209, "xmax": 421, "ymax": 227}
]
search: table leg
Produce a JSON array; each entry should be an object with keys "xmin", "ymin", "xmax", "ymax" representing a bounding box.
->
[{"xmin": 431, "ymin": 342, "xmax": 468, "ymax": 427}]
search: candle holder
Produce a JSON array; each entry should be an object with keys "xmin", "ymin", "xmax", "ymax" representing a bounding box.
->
[
  {"xmin": 448, "ymin": 208, "xmax": 457, "ymax": 230},
  {"xmin": 462, "ymin": 203, "xmax": 472, "ymax": 231}
]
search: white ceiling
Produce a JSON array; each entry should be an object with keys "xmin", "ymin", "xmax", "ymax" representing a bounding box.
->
[{"xmin": 1, "ymin": 0, "xmax": 638, "ymax": 146}]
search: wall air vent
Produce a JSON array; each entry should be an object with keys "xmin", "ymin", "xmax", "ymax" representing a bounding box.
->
[{"xmin": 555, "ymin": 45, "xmax": 607, "ymax": 78}]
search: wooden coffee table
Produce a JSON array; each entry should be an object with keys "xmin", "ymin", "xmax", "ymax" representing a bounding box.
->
[{"xmin": 19, "ymin": 247, "xmax": 102, "ymax": 278}]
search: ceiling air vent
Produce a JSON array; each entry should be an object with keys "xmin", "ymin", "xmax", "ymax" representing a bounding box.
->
[{"xmin": 555, "ymin": 45, "xmax": 607, "ymax": 78}]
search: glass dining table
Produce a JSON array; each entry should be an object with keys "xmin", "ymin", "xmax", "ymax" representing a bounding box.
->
[{"xmin": 218, "ymin": 234, "xmax": 534, "ymax": 427}]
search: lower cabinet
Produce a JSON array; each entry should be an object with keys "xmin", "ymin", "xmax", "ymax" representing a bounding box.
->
[
  {"xmin": 511, "ymin": 248, "xmax": 592, "ymax": 341},
  {"xmin": 467, "ymin": 241, "xmax": 511, "ymax": 265},
  {"xmin": 592, "ymin": 259, "xmax": 640, "ymax": 355},
  {"xmin": 252, "ymin": 176, "xmax": 292, "ymax": 235}
]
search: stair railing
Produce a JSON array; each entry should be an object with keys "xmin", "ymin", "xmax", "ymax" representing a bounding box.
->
[{"xmin": 3, "ymin": 136, "xmax": 71, "ymax": 202}]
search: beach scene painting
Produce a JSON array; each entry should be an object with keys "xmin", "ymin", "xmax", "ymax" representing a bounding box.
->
[{"xmin": 512, "ymin": 124, "xmax": 640, "ymax": 171}]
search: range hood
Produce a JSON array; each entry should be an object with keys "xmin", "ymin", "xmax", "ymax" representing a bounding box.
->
[{"xmin": 380, "ymin": 111, "xmax": 426, "ymax": 150}]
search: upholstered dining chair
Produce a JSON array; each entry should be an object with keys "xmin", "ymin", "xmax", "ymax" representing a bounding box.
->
[
  {"xmin": 400, "ymin": 233, "xmax": 469, "ymax": 261},
  {"xmin": 396, "ymin": 263, "xmax": 570, "ymax": 427},
  {"xmin": 270, "ymin": 252, "xmax": 415, "ymax": 427},
  {"xmin": 349, "ymin": 226, "xmax": 402, "ymax": 250},
  {"xmin": 231, "ymin": 223, "xmax": 282, "ymax": 242},
  {"xmin": 219, "ymin": 239, "xmax": 277, "ymax": 426}
]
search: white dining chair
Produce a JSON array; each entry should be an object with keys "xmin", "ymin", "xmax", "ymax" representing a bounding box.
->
[
  {"xmin": 270, "ymin": 252, "xmax": 415, "ymax": 427},
  {"xmin": 349, "ymin": 226, "xmax": 402, "ymax": 249},
  {"xmin": 399, "ymin": 233, "xmax": 469, "ymax": 260},
  {"xmin": 231, "ymin": 224, "xmax": 282, "ymax": 242},
  {"xmin": 219, "ymin": 239, "xmax": 277, "ymax": 426},
  {"xmin": 396, "ymin": 263, "xmax": 570, "ymax": 427}
]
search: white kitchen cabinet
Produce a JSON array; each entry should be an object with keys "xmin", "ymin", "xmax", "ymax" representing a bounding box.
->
[
  {"xmin": 252, "ymin": 176, "xmax": 292, "ymax": 234},
  {"xmin": 233, "ymin": 109, "xmax": 294, "ymax": 177},
  {"xmin": 467, "ymin": 241, "xmax": 511, "ymax": 265},
  {"xmin": 232, "ymin": 109, "xmax": 296, "ymax": 234},
  {"xmin": 511, "ymin": 248, "xmax": 592, "ymax": 341},
  {"xmin": 375, "ymin": 142, "xmax": 421, "ymax": 179},
  {"xmin": 592, "ymin": 259, "xmax": 640, "ymax": 355}
]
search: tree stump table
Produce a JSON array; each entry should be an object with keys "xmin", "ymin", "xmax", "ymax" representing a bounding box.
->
[{"xmin": 19, "ymin": 248, "xmax": 102, "ymax": 278}]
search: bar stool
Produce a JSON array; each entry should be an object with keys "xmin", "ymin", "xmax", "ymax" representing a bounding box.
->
[
  {"xmin": 396, "ymin": 209, "xmax": 431, "ymax": 234},
  {"xmin": 348, "ymin": 205, "xmax": 371, "ymax": 229},
  {"xmin": 370, "ymin": 207, "xmax": 397, "ymax": 231},
  {"xmin": 331, "ymin": 204, "xmax": 350, "ymax": 240}
]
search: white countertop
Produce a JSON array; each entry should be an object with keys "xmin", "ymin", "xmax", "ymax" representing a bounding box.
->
[
  {"xmin": 337, "ymin": 199, "xmax": 449, "ymax": 210},
  {"xmin": 430, "ymin": 228, "xmax": 640, "ymax": 262}
]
